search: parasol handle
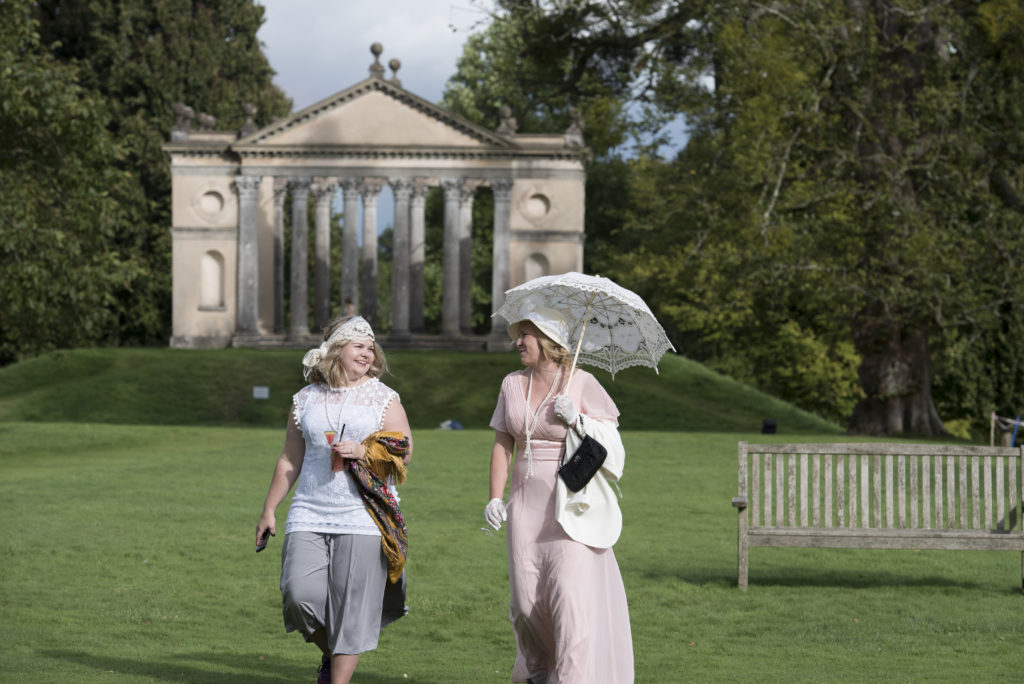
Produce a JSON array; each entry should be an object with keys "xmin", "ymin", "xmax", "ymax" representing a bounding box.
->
[{"xmin": 564, "ymin": 293, "xmax": 595, "ymax": 394}]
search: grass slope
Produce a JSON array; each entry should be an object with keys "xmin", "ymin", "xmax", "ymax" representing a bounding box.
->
[{"xmin": 0, "ymin": 348, "xmax": 840, "ymax": 434}]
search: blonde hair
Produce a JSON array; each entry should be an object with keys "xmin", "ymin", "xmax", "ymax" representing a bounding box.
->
[
  {"xmin": 513, "ymin": 320, "xmax": 571, "ymax": 367},
  {"xmin": 308, "ymin": 316, "xmax": 388, "ymax": 387},
  {"xmin": 539, "ymin": 334, "xmax": 572, "ymax": 367}
]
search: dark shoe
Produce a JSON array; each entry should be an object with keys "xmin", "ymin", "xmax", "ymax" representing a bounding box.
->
[{"xmin": 316, "ymin": 655, "xmax": 331, "ymax": 684}]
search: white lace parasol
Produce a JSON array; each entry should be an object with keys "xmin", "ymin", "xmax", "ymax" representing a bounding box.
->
[{"xmin": 493, "ymin": 272, "xmax": 676, "ymax": 378}]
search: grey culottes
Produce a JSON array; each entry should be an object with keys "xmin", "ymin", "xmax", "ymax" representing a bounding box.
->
[{"xmin": 280, "ymin": 531, "xmax": 387, "ymax": 655}]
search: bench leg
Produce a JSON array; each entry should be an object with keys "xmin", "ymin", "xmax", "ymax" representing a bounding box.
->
[{"xmin": 738, "ymin": 508, "xmax": 749, "ymax": 591}]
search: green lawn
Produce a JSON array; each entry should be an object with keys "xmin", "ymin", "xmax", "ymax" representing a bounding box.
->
[
  {"xmin": 3, "ymin": 348, "xmax": 1014, "ymax": 682},
  {"xmin": 2, "ymin": 422, "xmax": 1022, "ymax": 683}
]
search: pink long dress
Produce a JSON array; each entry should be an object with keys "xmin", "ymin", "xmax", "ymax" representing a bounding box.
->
[{"xmin": 489, "ymin": 368, "xmax": 634, "ymax": 684}]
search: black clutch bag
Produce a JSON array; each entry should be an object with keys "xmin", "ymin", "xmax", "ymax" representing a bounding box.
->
[{"xmin": 558, "ymin": 431, "xmax": 607, "ymax": 492}]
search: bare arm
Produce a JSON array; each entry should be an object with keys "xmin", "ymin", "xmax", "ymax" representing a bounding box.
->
[
  {"xmin": 331, "ymin": 396, "xmax": 415, "ymax": 467},
  {"xmin": 489, "ymin": 430, "xmax": 515, "ymax": 501},
  {"xmin": 382, "ymin": 397, "xmax": 414, "ymax": 465},
  {"xmin": 256, "ymin": 416, "xmax": 305, "ymax": 546}
]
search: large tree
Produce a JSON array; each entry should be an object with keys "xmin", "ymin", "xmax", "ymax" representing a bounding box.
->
[
  {"xmin": 658, "ymin": 1, "xmax": 1024, "ymax": 436},
  {"xmin": 0, "ymin": 1, "xmax": 143, "ymax": 363},
  {"xmin": 462, "ymin": 1, "xmax": 1024, "ymax": 436},
  {"xmin": 30, "ymin": 0, "xmax": 291, "ymax": 346}
]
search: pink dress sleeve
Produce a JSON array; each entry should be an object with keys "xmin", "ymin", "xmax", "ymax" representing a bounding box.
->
[
  {"xmin": 489, "ymin": 373, "xmax": 513, "ymax": 433},
  {"xmin": 572, "ymin": 371, "xmax": 620, "ymax": 426}
]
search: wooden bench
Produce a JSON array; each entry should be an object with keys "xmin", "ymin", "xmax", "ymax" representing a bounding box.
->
[{"xmin": 731, "ymin": 441, "xmax": 1024, "ymax": 590}]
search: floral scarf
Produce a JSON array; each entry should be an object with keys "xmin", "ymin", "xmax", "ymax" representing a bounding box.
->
[{"xmin": 343, "ymin": 431, "xmax": 409, "ymax": 583}]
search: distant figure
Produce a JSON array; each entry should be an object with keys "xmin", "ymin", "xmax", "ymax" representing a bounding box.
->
[
  {"xmin": 485, "ymin": 307, "xmax": 633, "ymax": 683},
  {"xmin": 256, "ymin": 315, "xmax": 413, "ymax": 684},
  {"xmin": 344, "ymin": 297, "xmax": 356, "ymax": 317}
]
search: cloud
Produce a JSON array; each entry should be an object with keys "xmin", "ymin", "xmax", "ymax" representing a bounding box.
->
[{"xmin": 256, "ymin": 0, "xmax": 492, "ymax": 110}]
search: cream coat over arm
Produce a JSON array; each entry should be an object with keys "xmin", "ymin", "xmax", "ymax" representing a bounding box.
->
[{"xmin": 555, "ymin": 414, "xmax": 625, "ymax": 549}]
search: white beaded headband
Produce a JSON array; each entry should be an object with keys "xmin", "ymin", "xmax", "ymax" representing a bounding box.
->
[{"xmin": 301, "ymin": 316, "xmax": 375, "ymax": 380}]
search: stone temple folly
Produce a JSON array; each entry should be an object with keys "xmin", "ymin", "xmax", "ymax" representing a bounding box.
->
[{"xmin": 164, "ymin": 44, "xmax": 587, "ymax": 350}]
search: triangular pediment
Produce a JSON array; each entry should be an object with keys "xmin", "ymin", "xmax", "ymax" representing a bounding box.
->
[{"xmin": 237, "ymin": 78, "xmax": 510, "ymax": 149}]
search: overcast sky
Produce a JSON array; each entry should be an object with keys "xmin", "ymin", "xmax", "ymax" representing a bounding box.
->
[{"xmin": 256, "ymin": 0, "xmax": 491, "ymax": 111}]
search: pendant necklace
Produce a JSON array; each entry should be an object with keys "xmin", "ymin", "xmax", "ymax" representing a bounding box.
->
[
  {"xmin": 522, "ymin": 365, "xmax": 562, "ymax": 480},
  {"xmin": 323, "ymin": 384, "xmax": 351, "ymax": 445}
]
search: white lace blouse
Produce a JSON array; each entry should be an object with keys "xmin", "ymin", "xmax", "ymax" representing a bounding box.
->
[{"xmin": 284, "ymin": 378, "xmax": 399, "ymax": 536}]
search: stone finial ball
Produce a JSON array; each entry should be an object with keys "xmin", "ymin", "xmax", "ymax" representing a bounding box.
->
[
  {"xmin": 499, "ymin": 105, "xmax": 512, "ymax": 118},
  {"xmin": 371, "ymin": 42, "xmax": 383, "ymax": 57},
  {"xmin": 389, "ymin": 58, "xmax": 401, "ymax": 71}
]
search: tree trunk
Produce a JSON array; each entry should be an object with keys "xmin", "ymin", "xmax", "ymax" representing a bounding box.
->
[{"xmin": 848, "ymin": 316, "xmax": 947, "ymax": 437}]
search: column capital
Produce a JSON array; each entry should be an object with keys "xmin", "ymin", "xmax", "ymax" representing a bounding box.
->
[
  {"xmin": 411, "ymin": 178, "xmax": 432, "ymax": 199},
  {"xmin": 290, "ymin": 176, "xmax": 313, "ymax": 193},
  {"xmin": 234, "ymin": 175, "xmax": 261, "ymax": 196},
  {"xmin": 440, "ymin": 177, "xmax": 463, "ymax": 194},
  {"xmin": 273, "ymin": 177, "xmax": 288, "ymax": 203},
  {"xmin": 361, "ymin": 177, "xmax": 387, "ymax": 197},
  {"xmin": 338, "ymin": 177, "xmax": 362, "ymax": 193},
  {"xmin": 490, "ymin": 178, "xmax": 515, "ymax": 195},
  {"xmin": 390, "ymin": 177, "xmax": 413, "ymax": 198},
  {"xmin": 311, "ymin": 179, "xmax": 337, "ymax": 202},
  {"xmin": 460, "ymin": 178, "xmax": 484, "ymax": 203}
]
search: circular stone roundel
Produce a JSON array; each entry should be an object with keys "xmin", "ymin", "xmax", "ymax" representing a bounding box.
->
[
  {"xmin": 524, "ymin": 192, "xmax": 551, "ymax": 219},
  {"xmin": 198, "ymin": 191, "xmax": 224, "ymax": 216}
]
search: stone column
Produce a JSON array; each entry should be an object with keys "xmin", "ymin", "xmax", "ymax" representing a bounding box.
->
[
  {"xmin": 234, "ymin": 175, "xmax": 262, "ymax": 336},
  {"xmin": 272, "ymin": 178, "xmax": 288, "ymax": 334},
  {"xmin": 440, "ymin": 178, "xmax": 463, "ymax": 336},
  {"xmin": 289, "ymin": 177, "xmax": 312, "ymax": 339},
  {"xmin": 312, "ymin": 179, "xmax": 337, "ymax": 331},
  {"xmin": 459, "ymin": 180, "xmax": 481, "ymax": 334},
  {"xmin": 390, "ymin": 178, "xmax": 413, "ymax": 339},
  {"xmin": 489, "ymin": 179, "xmax": 515, "ymax": 344},
  {"xmin": 360, "ymin": 179, "xmax": 386, "ymax": 328},
  {"xmin": 409, "ymin": 179, "xmax": 429, "ymax": 333},
  {"xmin": 339, "ymin": 178, "xmax": 361, "ymax": 316}
]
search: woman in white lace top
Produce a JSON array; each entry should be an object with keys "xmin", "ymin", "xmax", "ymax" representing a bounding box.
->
[{"xmin": 256, "ymin": 315, "xmax": 413, "ymax": 684}]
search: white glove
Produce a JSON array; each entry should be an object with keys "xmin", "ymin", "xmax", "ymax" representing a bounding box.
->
[
  {"xmin": 553, "ymin": 394, "xmax": 578, "ymax": 427},
  {"xmin": 484, "ymin": 498, "xmax": 507, "ymax": 531}
]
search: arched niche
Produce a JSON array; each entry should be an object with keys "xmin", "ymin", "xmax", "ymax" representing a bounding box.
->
[
  {"xmin": 199, "ymin": 250, "xmax": 225, "ymax": 310},
  {"xmin": 524, "ymin": 252, "xmax": 550, "ymax": 282}
]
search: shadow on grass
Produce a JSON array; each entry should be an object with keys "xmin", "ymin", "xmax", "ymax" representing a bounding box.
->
[
  {"xmin": 42, "ymin": 650, "xmax": 443, "ymax": 684},
  {"xmin": 640, "ymin": 565, "xmax": 1001, "ymax": 591},
  {"xmin": 736, "ymin": 572, "xmax": 988, "ymax": 591}
]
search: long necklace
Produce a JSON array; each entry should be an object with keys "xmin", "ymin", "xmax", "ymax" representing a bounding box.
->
[
  {"xmin": 323, "ymin": 386, "xmax": 352, "ymax": 445},
  {"xmin": 522, "ymin": 365, "xmax": 562, "ymax": 479}
]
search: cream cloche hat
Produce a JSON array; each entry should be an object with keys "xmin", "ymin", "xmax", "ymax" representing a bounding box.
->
[{"xmin": 507, "ymin": 306, "xmax": 572, "ymax": 351}]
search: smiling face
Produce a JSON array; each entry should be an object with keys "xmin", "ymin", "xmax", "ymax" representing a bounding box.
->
[
  {"xmin": 338, "ymin": 337, "xmax": 375, "ymax": 383},
  {"xmin": 514, "ymin": 321, "xmax": 544, "ymax": 368}
]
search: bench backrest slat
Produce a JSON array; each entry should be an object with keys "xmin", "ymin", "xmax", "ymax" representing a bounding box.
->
[
  {"xmin": 739, "ymin": 442, "xmax": 1024, "ymax": 533},
  {"xmin": 1008, "ymin": 459, "xmax": 1017, "ymax": 532},
  {"xmin": 874, "ymin": 455, "xmax": 882, "ymax": 528},
  {"xmin": 860, "ymin": 455, "xmax": 870, "ymax": 527},
  {"xmin": 800, "ymin": 453, "xmax": 809, "ymax": 526}
]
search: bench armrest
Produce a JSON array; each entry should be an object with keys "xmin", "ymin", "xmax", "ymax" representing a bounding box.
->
[{"xmin": 732, "ymin": 496, "xmax": 748, "ymax": 510}]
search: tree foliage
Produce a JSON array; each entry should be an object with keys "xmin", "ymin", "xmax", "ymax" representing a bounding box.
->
[
  {"xmin": 456, "ymin": 0, "xmax": 1024, "ymax": 434},
  {"xmin": 0, "ymin": 0, "xmax": 142, "ymax": 363},
  {"xmin": 442, "ymin": 3, "xmax": 630, "ymax": 157},
  {"xmin": 0, "ymin": 0, "xmax": 292, "ymax": 363}
]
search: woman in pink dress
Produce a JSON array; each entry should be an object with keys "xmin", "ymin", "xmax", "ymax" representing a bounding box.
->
[{"xmin": 486, "ymin": 307, "xmax": 634, "ymax": 684}]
